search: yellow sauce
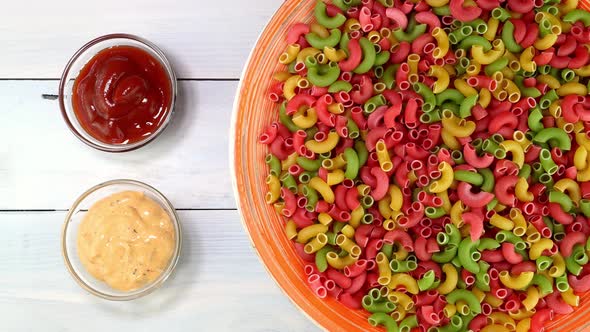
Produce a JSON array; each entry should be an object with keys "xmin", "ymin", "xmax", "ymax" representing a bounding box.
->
[{"xmin": 77, "ymin": 191, "xmax": 175, "ymax": 291}]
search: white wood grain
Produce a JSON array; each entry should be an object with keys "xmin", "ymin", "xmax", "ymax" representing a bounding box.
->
[
  {"xmin": 0, "ymin": 80, "xmax": 238, "ymax": 210},
  {"xmin": 0, "ymin": 210, "xmax": 319, "ymax": 332},
  {"xmin": 1, "ymin": 0, "xmax": 282, "ymax": 79}
]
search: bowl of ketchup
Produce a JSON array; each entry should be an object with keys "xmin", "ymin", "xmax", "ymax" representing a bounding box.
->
[{"xmin": 59, "ymin": 34, "xmax": 176, "ymax": 152}]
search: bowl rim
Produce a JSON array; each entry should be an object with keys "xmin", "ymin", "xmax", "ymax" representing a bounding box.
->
[
  {"xmin": 58, "ymin": 33, "xmax": 178, "ymax": 153},
  {"xmin": 61, "ymin": 179, "xmax": 182, "ymax": 301},
  {"xmin": 229, "ymin": 1, "xmax": 329, "ymax": 330}
]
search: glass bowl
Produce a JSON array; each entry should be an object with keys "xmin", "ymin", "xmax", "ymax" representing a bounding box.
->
[
  {"xmin": 231, "ymin": 0, "xmax": 590, "ymax": 331},
  {"xmin": 61, "ymin": 179, "xmax": 182, "ymax": 301},
  {"xmin": 58, "ymin": 34, "xmax": 177, "ymax": 152}
]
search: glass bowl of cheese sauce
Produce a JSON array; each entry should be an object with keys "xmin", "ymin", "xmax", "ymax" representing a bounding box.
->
[{"xmin": 61, "ymin": 179, "xmax": 181, "ymax": 300}]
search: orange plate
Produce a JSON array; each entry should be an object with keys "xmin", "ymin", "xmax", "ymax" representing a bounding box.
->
[{"xmin": 231, "ymin": 1, "xmax": 590, "ymax": 331}]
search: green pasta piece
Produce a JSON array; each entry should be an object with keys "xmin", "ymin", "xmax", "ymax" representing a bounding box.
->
[
  {"xmin": 538, "ymin": 64, "xmax": 551, "ymax": 75},
  {"xmin": 399, "ymin": 315, "xmax": 418, "ymax": 332},
  {"xmin": 458, "ymin": 238, "xmax": 480, "ymax": 273},
  {"xmin": 484, "ymin": 58, "xmax": 509, "ymax": 76},
  {"xmin": 556, "ymin": 274, "xmax": 570, "ymax": 292},
  {"xmin": 519, "ymin": 163, "xmax": 532, "ymax": 179},
  {"xmin": 549, "ymin": 190, "xmax": 574, "ymax": 212},
  {"xmin": 580, "ymin": 199, "xmax": 590, "ymax": 217},
  {"xmin": 279, "ymin": 102, "xmax": 300, "ymax": 132},
  {"xmin": 297, "ymin": 156, "xmax": 322, "ymax": 172},
  {"xmin": 527, "ymin": 107, "xmax": 545, "ymax": 132},
  {"xmin": 308, "ymin": 61, "xmax": 341, "ymax": 87},
  {"xmin": 563, "ymin": 9, "xmax": 590, "ymax": 26},
  {"xmin": 482, "ymin": 139, "xmax": 500, "ymax": 155},
  {"xmin": 533, "ymin": 127, "xmax": 572, "ymax": 151},
  {"xmin": 298, "ymin": 171, "xmax": 313, "ymax": 184},
  {"xmin": 325, "ymin": 232, "xmax": 337, "ymax": 245},
  {"xmin": 339, "ymin": 32, "xmax": 351, "ymax": 55},
  {"xmin": 382, "ymin": 65, "xmax": 397, "ymax": 89},
  {"xmin": 342, "ymin": 148, "xmax": 360, "ymax": 180},
  {"xmin": 539, "ymin": 173, "xmax": 554, "ymax": 188},
  {"xmin": 381, "ymin": 243, "xmax": 394, "ymax": 258},
  {"xmin": 374, "ymin": 65, "xmax": 385, "ymax": 78},
  {"xmin": 565, "ymin": 254, "xmax": 583, "ymax": 276},
  {"xmin": 302, "ymin": 185, "xmax": 319, "ymax": 211},
  {"xmin": 477, "ymin": 238, "xmax": 500, "ymax": 251},
  {"xmin": 393, "ymin": 24, "xmax": 428, "ymax": 42},
  {"xmin": 363, "ymin": 296, "xmax": 396, "ymax": 313},
  {"xmin": 368, "ymin": 312, "xmax": 399, "ymax": 331},
  {"xmin": 355, "ymin": 140, "xmax": 369, "ymax": 167},
  {"xmin": 478, "ymin": 168, "xmax": 495, "ymax": 193},
  {"xmin": 361, "ymin": 195, "xmax": 375, "ymax": 209},
  {"xmin": 486, "ymin": 198, "xmax": 498, "ymax": 211},
  {"xmin": 305, "ymin": 28, "xmax": 342, "ymax": 49},
  {"xmin": 496, "ymin": 231, "xmax": 527, "ymax": 251},
  {"xmin": 433, "ymin": 5, "xmax": 451, "ymax": 15},
  {"xmin": 332, "ymin": 0, "xmax": 350, "ymax": 10},
  {"xmin": 354, "ymin": 37, "xmax": 377, "ymax": 74},
  {"xmin": 536, "ymin": 256, "xmax": 553, "ymax": 271},
  {"xmin": 454, "ymin": 170, "xmax": 483, "ymax": 186},
  {"xmin": 436, "ymin": 89, "xmax": 465, "ymax": 105},
  {"xmin": 561, "ymin": 68, "xmax": 576, "ymax": 82},
  {"xmin": 377, "ymin": 0, "xmax": 394, "ymax": 6},
  {"xmin": 265, "ymin": 154, "xmax": 281, "ymax": 177},
  {"xmin": 459, "ymin": 94, "xmax": 478, "ymax": 118},
  {"xmin": 464, "ymin": 19, "xmax": 488, "ymax": 34},
  {"xmin": 514, "ymin": 75, "xmax": 542, "ymax": 98},
  {"xmin": 539, "ymin": 148, "xmax": 558, "ymax": 175},
  {"xmin": 448, "ymin": 28, "xmax": 470, "ymax": 44},
  {"xmin": 446, "ymin": 290, "xmax": 482, "ymax": 314},
  {"xmin": 420, "ymin": 110, "xmax": 442, "ymax": 124},
  {"xmin": 474, "ymin": 261, "xmax": 491, "ymax": 292},
  {"xmin": 539, "ymin": 89, "xmax": 559, "ymax": 109},
  {"xmin": 437, "ymin": 232, "xmax": 450, "ymax": 246},
  {"xmin": 418, "ymin": 270, "xmax": 436, "ymax": 291},
  {"xmin": 432, "ymin": 246, "xmax": 458, "ymax": 263},
  {"xmin": 347, "ymin": 119, "xmax": 360, "ymax": 139},
  {"xmin": 458, "ymin": 36, "xmax": 492, "ymax": 51},
  {"xmin": 280, "ymin": 173, "xmax": 298, "ymax": 193},
  {"xmin": 314, "ymin": 0, "xmax": 346, "ymax": 29},
  {"xmin": 362, "ymin": 213, "xmax": 374, "ymax": 224},
  {"xmin": 572, "ymin": 244, "xmax": 588, "ymax": 264},
  {"xmin": 390, "ymin": 259, "xmax": 418, "ymax": 272},
  {"xmin": 491, "ymin": 7, "xmax": 511, "ymax": 21},
  {"xmin": 328, "ymin": 80, "xmax": 353, "ymax": 93},
  {"xmin": 501, "ymin": 21, "xmax": 523, "ymax": 52},
  {"xmin": 446, "ymin": 223, "xmax": 462, "ymax": 245},
  {"xmin": 315, "ymin": 246, "xmax": 332, "ymax": 272},
  {"xmin": 374, "ymin": 51, "xmax": 391, "ymax": 66},
  {"xmin": 451, "ymin": 150, "xmax": 465, "ymax": 164},
  {"xmin": 414, "ymin": 82, "xmax": 436, "ymax": 112},
  {"xmin": 364, "ymin": 94, "xmax": 386, "ymax": 113},
  {"xmin": 425, "ymin": 206, "xmax": 446, "ymax": 218}
]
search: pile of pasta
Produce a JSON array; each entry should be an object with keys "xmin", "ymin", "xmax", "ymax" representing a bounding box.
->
[{"xmin": 259, "ymin": 0, "xmax": 590, "ymax": 331}]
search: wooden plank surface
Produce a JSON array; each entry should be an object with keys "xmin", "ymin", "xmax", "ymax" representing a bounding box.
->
[
  {"xmin": 0, "ymin": 0, "xmax": 282, "ymax": 79},
  {"xmin": 0, "ymin": 210, "xmax": 318, "ymax": 332},
  {"xmin": 0, "ymin": 80, "xmax": 238, "ymax": 210}
]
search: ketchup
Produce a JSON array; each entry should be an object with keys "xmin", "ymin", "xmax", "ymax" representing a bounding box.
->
[{"xmin": 72, "ymin": 45, "xmax": 172, "ymax": 145}]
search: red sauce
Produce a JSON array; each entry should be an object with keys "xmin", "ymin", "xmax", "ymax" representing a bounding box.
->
[{"xmin": 72, "ymin": 45, "xmax": 172, "ymax": 145}]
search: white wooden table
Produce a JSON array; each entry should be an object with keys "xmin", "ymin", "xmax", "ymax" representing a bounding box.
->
[{"xmin": 0, "ymin": 1, "xmax": 319, "ymax": 330}]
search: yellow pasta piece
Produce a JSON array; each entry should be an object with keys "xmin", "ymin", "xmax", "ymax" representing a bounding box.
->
[
  {"xmin": 554, "ymin": 178, "xmax": 581, "ymax": 204},
  {"xmin": 336, "ymin": 234, "xmax": 361, "ymax": 257},
  {"xmin": 499, "ymin": 271, "xmax": 534, "ymax": 290},
  {"xmin": 326, "ymin": 252, "xmax": 358, "ymax": 269},
  {"xmin": 388, "ymin": 291, "xmax": 415, "ymax": 311},
  {"xmin": 318, "ymin": 212, "xmax": 333, "ymax": 226},
  {"xmin": 536, "ymin": 12, "xmax": 562, "ymax": 34},
  {"xmin": 389, "ymin": 185, "xmax": 403, "ymax": 211},
  {"xmin": 492, "ymin": 84, "xmax": 508, "ymax": 101},
  {"xmin": 574, "ymin": 146, "xmax": 588, "ymax": 170},
  {"xmin": 304, "ymin": 233, "xmax": 328, "ymax": 253},
  {"xmin": 432, "ymin": 27, "xmax": 449, "ymax": 59},
  {"xmin": 292, "ymin": 107, "xmax": 318, "ymax": 128},
  {"xmin": 265, "ymin": 174, "xmax": 281, "ymax": 204},
  {"xmin": 350, "ymin": 206, "xmax": 364, "ymax": 228},
  {"xmin": 389, "ymin": 273, "xmax": 419, "ymax": 294},
  {"xmin": 305, "ymin": 131, "xmax": 340, "ymax": 154},
  {"xmin": 450, "ymin": 201, "xmax": 467, "ymax": 227},
  {"xmin": 509, "ymin": 308, "xmax": 536, "ymax": 320},
  {"xmin": 537, "ymin": 74, "xmax": 561, "ymax": 89},
  {"xmin": 534, "ymin": 33, "xmax": 558, "ymax": 50},
  {"xmin": 429, "ymin": 161, "xmax": 454, "ymax": 193},
  {"xmin": 519, "ymin": 46, "xmax": 536, "ymax": 72},
  {"xmin": 455, "ymin": 300, "xmax": 470, "ymax": 315},
  {"xmin": 513, "ymin": 130, "xmax": 532, "ymax": 152},
  {"xmin": 490, "ymin": 214, "xmax": 515, "ymax": 231},
  {"xmin": 322, "ymin": 154, "xmax": 347, "ymax": 171},
  {"xmin": 557, "ymin": 82, "xmax": 588, "ymax": 96},
  {"xmin": 549, "ymin": 100, "xmax": 562, "ymax": 119},
  {"xmin": 281, "ymin": 152, "xmax": 298, "ymax": 171},
  {"xmin": 499, "ymin": 140, "xmax": 524, "ymax": 168},
  {"xmin": 484, "ymin": 17, "xmax": 500, "ymax": 41},
  {"xmin": 283, "ymin": 74, "xmax": 301, "ymax": 100},
  {"xmin": 408, "ymin": 54, "xmax": 420, "ymax": 83},
  {"xmin": 549, "ymin": 253, "xmax": 566, "ymax": 278},
  {"xmin": 296, "ymin": 47, "xmax": 321, "ymax": 63},
  {"xmin": 441, "ymin": 128, "xmax": 461, "ymax": 150},
  {"xmin": 376, "ymin": 139, "xmax": 393, "ymax": 172},
  {"xmin": 558, "ymin": 0, "xmax": 578, "ymax": 13},
  {"xmin": 425, "ymin": 0, "xmax": 449, "ymax": 7},
  {"xmin": 285, "ymin": 220, "xmax": 298, "ymax": 240},
  {"xmin": 514, "ymin": 177, "xmax": 534, "ymax": 203},
  {"xmin": 392, "ymin": 246, "xmax": 409, "ymax": 260},
  {"xmin": 429, "ymin": 65, "xmax": 450, "ymax": 93},
  {"xmin": 273, "ymin": 71, "xmax": 292, "ymax": 82},
  {"xmin": 525, "ymin": 224, "xmax": 541, "ymax": 243},
  {"xmin": 481, "ymin": 325, "xmax": 510, "ymax": 332},
  {"xmin": 437, "ymin": 263, "xmax": 458, "ymax": 295},
  {"xmin": 443, "ymin": 303, "xmax": 456, "ymax": 318},
  {"xmin": 556, "ymin": 117, "xmax": 575, "ymax": 133},
  {"xmin": 344, "ymin": 18, "xmax": 361, "ymax": 32},
  {"xmin": 574, "ymin": 63, "xmax": 590, "ymax": 77},
  {"xmin": 478, "ymin": 88, "xmax": 492, "ymax": 108},
  {"xmin": 340, "ymin": 224, "xmax": 355, "ymax": 238},
  {"xmin": 484, "ymin": 293, "xmax": 503, "ymax": 308},
  {"xmin": 529, "ymin": 238, "xmax": 554, "ymax": 260},
  {"xmin": 310, "ymin": 22, "xmax": 329, "ymax": 38},
  {"xmin": 279, "ymin": 44, "xmax": 301, "ymax": 65},
  {"xmin": 391, "ymin": 305, "xmax": 407, "ymax": 322},
  {"xmin": 489, "ymin": 312, "xmax": 516, "ymax": 330},
  {"xmin": 326, "ymin": 169, "xmax": 345, "ymax": 186},
  {"xmin": 562, "ymin": 288, "xmax": 580, "ymax": 307},
  {"xmin": 379, "ymin": 196, "xmax": 393, "ymax": 220},
  {"xmin": 441, "ymin": 110, "xmax": 476, "ymax": 138},
  {"xmin": 376, "ymin": 252, "xmax": 392, "ymax": 285},
  {"xmin": 297, "ymin": 224, "xmax": 328, "ymax": 243},
  {"xmin": 510, "ymin": 208, "xmax": 527, "ymax": 237},
  {"xmin": 437, "ymin": 190, "xmax": 452, "ymax": 213},
  {"xmin": 471, "ymin": 39, "xmax": 505, "ymax": 65},
  {"xmin": 309, "ymin": 177, "xmax": 335, "ymax": 203},
  {"xmin": 273, "ymin": 202, "xmax": 285, "ymax": 215},
  {"xmin": 516, "ymin": 318, "xmax": 532, "ymax": 332},
  {"xmin": 454, "ymin": 77, "xmax": 478, "ymax": 96},
  {"xmin": 466, "ymin": 60, "xmax": 481, "ymax": 77},
  {"xmin": 502, "ymin": 79, "xmax": 521, "ymax": 103},
  {"xmin": 522, "ymin": 286, "xmax": 540, "ymax": 311}
]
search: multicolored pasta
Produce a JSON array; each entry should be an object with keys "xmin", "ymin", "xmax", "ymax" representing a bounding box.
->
[{"xmin": 259, "ymin": 0, "xmax": 590, "ymax": 331}]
